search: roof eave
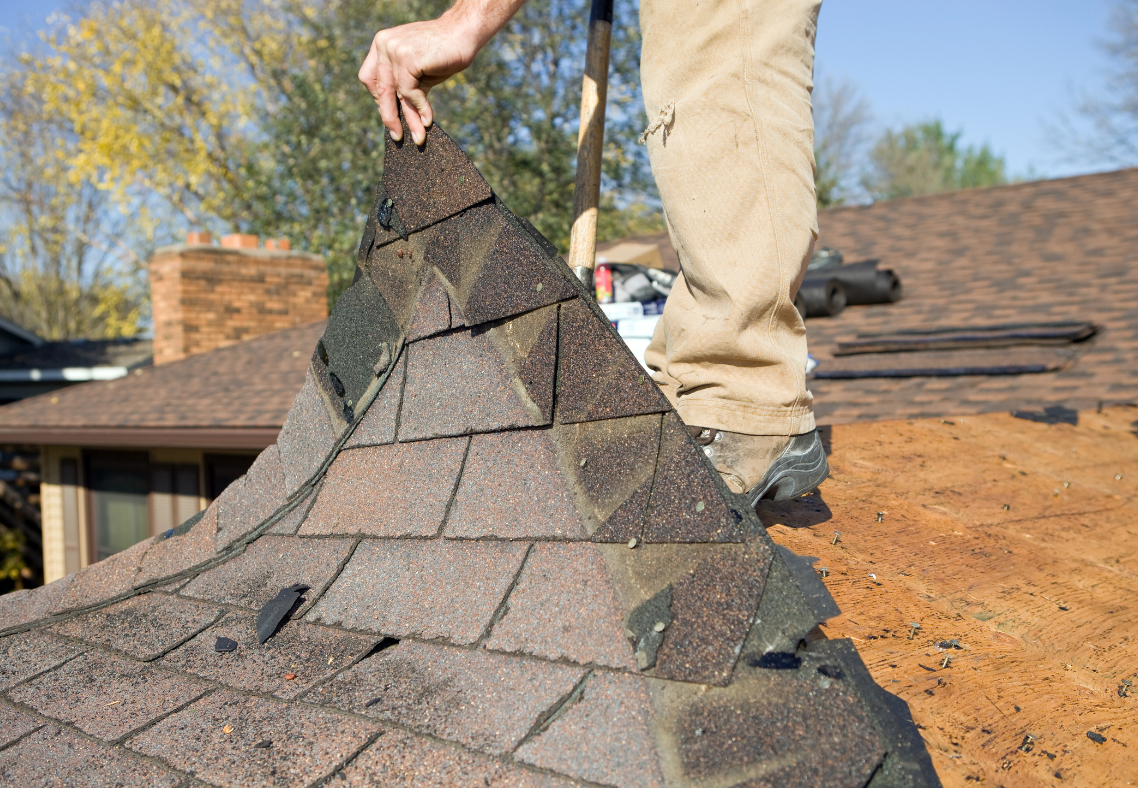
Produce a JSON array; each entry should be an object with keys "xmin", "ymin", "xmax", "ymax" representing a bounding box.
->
[{"xmin": 0, "ymin": 426, "xmax": 278, "ymax": 450}]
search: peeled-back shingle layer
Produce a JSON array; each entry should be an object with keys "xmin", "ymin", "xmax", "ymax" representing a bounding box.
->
[{"xmin": 0, "ymin": 122, "xmax": 941, "ymax": 788}]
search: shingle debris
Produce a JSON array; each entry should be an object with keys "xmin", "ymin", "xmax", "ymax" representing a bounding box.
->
[{"xmin": 256, "ymin": 583, "xmax": 309, "ymax": 644}]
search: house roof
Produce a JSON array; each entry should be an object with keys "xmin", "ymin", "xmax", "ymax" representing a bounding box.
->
[
  {"xmin": 0, "ymin": 323, "xmax": 323, "ymax": 449},
  {"xmin": 808, "ymin": 168, "xmax": 1138, "ymax": 423},
  {"xmin": 0, "ymin": 337, "xmax": 153, "ymax": 384},
  {"xmin": 605, "ymin": 169, "xmax": 1138, "ymax": 424},
  {"xmin": 0, "ymin": 121, "xmax": 937, "ymax": 788}
]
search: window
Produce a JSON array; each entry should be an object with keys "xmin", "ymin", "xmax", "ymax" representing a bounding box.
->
[
  {"xmin": 150, "ymin": 463, "xmax": 201, "ymax": 535},
  {"xmin": 85, "ymin": 451, "xmax": 150, "ymax": 563}
]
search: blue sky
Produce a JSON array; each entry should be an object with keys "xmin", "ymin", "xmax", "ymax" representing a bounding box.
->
[
  {"xmin": 0, "ymin": 0, "xmax": 1120, "ymax": 180},
  {"xmin": 815, "ymin": 1, "xmax": 1116, "ymax": 179}
]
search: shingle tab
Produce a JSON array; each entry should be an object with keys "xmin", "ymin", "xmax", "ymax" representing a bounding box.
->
[
  {"xmin": 485, "ymin": 543, "xmax": 636, "ymax": 669},
  {"xmin": 445, "ymin": 430, "xmax": 588, "ymax": 539},
  {"xmin": 307, "ymin": 540, "xmax": 529, "ymax": 644},
  {"xmin": 671, "ymin": 666, "xmax": 885, "ymax": 787},
  {"xmin": 559, "ymin": 414, "xmax": 661, "ymax": 541},
  {"xmin": 427, "ymin": 204, "xmax": 576, "ymax": 326},
  {"xmin": 127, "ymin": 690, "xmax": 375, "ymax": 788},
  {"xmin": 556, "ymin": 298, "xmax": 671, "ymax": 424},
  {"xmin": 643, "ymin": 413, "xmax": 748, "ymax": 543},
  {"xmin": 180, "ymin": 534, "xmax": 354, "ymax": 612},
  {"xmin": 161, "ymin": 610, "xmax": 375, "ymax": 699},
  {"xmin": 215, "ymin": 444, "xmax": 286, "ymax": 549},
  {"xmin": 405, "ymin": 270, "xmax": 454, "ymax": 341},
  {"xmin": 301, "ymin": 440, "xmax": 467, "ymax": 537},
  {"xmin": 652, "ymin": 545, "xmax": 771, "ymax": 686},
  {"xmin": 516, "ymin": 672, "xmax": 664, "ymax": 788},
  {"xmin": 0, "ymin": 702, "xmax": 41, "ymax": 748},
  {"xmin": 398, "ymin": 306, "xmax": 558, "ymax": 441},
  {"xmin": 267, "ymin": 481, "xmax": 320, "ymax": 535},
  {"xmin": 382, "ymin": 121, "xmax": 492, "ymax": 233},
  {"xmin": 343, "ymin": 351, "xmax": 406, "ymax": 448},
  {"xmin": 9, "ymin": 651, "xmax": 208, "ymax": 741},
  {"xmin": 339, "ymin": 730, "xmax": 501, "ymax": 788},
  {"xmin": 134, "ymin": 500, "xmax": 218, "ymax": 586},
  {"xmin": 277, "ymin": 369, "xmax": 337, "ymax": 494},
  {"xmin": 0, "ymin": 725, "xmax": 183, "ymax": 787},
  {"xmin": 312, "ymin": 639, "xmax": 583, "ymax": 755},
  {"xmin": 0, "ymin": 574, "xmax": 74, "ymax": 631},
  {"xmin": 50, "ymin": 593, "xmax": 222, "ymax": 661},
  {"xmin": 51, "ymin": 535, "xmax": 153, "ymax": 613},
  {"xmin": 0, "ymin": 632, "xmax": 85, "ymax": 690}
]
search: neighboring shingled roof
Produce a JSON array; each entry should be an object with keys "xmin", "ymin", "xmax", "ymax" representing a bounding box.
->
[
  {"xmin": 601, "ymin": 169, "xmax": 1138, "ymax": 423},
  {"xmin": 810, "ymin": 169, "xmax": 1138, "ymax": 422},
  {"xmin": 0, "ymin": 337, "xmax": 153, "ymax": 373},
  {"xmin": 0, "ymin": 322, "xmax": 323, "ymax": 447},
  {"xmin": 0, "ymin": 122, "xmax": 939, "ymax": 788}
]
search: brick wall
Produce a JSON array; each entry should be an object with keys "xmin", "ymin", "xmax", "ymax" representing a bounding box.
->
[{"xmin": 150, "ymin": 236, "xmax": 328, "ymax": 365}]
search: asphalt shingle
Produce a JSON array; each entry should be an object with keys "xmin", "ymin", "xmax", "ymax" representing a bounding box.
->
[
  {"xmin": 307, "ymin": 539, "xmax": 529, "ymax": 645},
  {"xmin": 312, "ymin": 639, "xmax": 584, "ymax": 755}
]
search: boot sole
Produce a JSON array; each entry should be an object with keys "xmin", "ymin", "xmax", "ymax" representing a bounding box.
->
[{"xmin": 747, "ymin": 431, "xmax": 830, "ymax": 505}]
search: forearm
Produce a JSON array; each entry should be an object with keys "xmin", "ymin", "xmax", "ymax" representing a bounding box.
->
[{"xmin": 438, "ymin": 0, "xmax": 529, "ymax": 56}]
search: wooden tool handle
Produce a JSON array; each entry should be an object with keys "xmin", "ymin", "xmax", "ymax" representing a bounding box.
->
[{"xmin": 567, "ymin": 0, "xmax": 614, "ymax": 291}]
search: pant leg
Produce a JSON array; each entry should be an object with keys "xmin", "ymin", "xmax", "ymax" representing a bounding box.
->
[{"xmin": 639, "ymin": 0, "xmax": 821, "ymax": 437}]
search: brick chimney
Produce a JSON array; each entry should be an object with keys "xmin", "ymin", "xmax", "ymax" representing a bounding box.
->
[{"xmin": 149, "ymin": 233, "xmax": 329, "ymax": 365}]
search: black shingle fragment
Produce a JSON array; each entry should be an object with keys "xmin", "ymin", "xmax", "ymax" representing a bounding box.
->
[
  {"xmin": 214, "ymin": 637, "xmax": 238, "ymax": 653},
  {"xmin": 1087, "ymin": 731, "xmax": 1107, "ymax": 744},
  {"xmin": 256, "ymin": 583, "xmax": 309, "ymax": 644}
]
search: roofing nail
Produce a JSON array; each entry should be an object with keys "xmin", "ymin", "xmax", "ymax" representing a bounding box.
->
[
  {"xmin": 876, "ymin": 512, "xmax": 884, "ymax": 523},
  {"xmin": 1063, "ymin": 481, "xmax": 1070, "ymax": 488},
  {"xmin": 1003, "ymin": 504, "xmax": 1011, "ymax": 510},
  {"xmin": 831, "ymin": 531, "xmax": 840, "ymax": 545},
  {"xmin": 941, "ymin": 654, "xmax": 951, "ymax": 669},
  {"xmin": 1119, "ymin": 679, "xmax": 1132, "ymax": 698},
  {"xmin": 909, "ymin": 622, "xmax": 920, "ymax": 640},
  {"xmin": 1116, "ymin": 474, "xmax": 1123, "ymax": 480},
  {"xmin": 627, "ymin": 537, "xmax": 638, "ymax": 549},
  {"xmin": 818, "ymin": 567, "xmax": 829, "ymax": 578}
]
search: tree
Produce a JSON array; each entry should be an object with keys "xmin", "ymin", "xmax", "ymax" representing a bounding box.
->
[
  {"xmin": 13, "ymin": 0, "xmax": 658, "ymax": 305},
  {"xmin": 813, "ymin": 76, "xmax": 872, "ymax": 207},
  {"xmin": 0, "ymin": 67, "xmax": 145, "ymax": 340},
  {"xmin": 1053, "ymin": 0, "xmax": 1138, "ymax": 166},
  {"xmin": 861, "ymin": 120, "xmax": 1007, "ymax": 202}
]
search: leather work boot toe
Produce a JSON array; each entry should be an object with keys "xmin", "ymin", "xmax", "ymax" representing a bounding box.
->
[{"xmin": 689, "ymin": 426, "xmax": 829, "ymax": 505}]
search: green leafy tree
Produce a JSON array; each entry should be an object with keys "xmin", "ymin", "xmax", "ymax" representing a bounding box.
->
[
  {"xmin": 12, "ymin": 0, "xmax": 658, "ymax": 306},
  {"xmin": 862, "ymin": 120, "xmax": 1007, "ymax": 202},
  {"xmin": 0, "ymin": 67, "xmax": 145, "ymax": 340}
]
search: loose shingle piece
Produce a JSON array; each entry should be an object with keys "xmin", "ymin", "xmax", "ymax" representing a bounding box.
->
[{"xmin": 0, "ymin": 121, "xmax": 938, "ymax": 787}]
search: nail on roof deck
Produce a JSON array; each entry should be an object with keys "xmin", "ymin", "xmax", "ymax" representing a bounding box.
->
[{"xmin": 0, "ymin": 119, "xmax": 940, "ymax": 788}]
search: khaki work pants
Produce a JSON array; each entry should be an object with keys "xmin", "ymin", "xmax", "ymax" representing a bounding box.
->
[{"xmin": 640, "ymin": 0, "xmax": 821, "ymax": 436}]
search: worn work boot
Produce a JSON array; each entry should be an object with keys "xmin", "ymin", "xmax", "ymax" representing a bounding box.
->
[{"xmin": 689, "ymin": 426, "xmax": 829, "ymax": 505}]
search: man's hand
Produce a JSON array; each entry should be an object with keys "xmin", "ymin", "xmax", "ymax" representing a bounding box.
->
[{"xmin": 359, "ymin": 0, "xmax": 527, "ymax": 145}]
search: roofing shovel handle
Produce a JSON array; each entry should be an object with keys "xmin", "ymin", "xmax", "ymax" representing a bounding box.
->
[{"xmin": 568, "ymin": 0, "xmax": 614, "ymax": 295}]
